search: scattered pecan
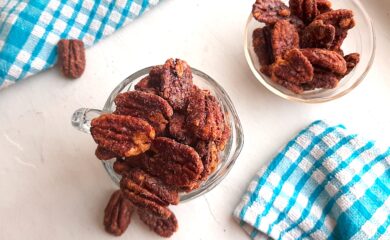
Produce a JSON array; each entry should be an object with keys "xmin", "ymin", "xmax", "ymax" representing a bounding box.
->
[
  {"xmin": 187, "ymin": 89, "xmax": 225, "ymax": 141},
  {"xmin": 95, "ymin": 146, "xmax": 117, "ymax": 160},
  {"xmin": 344, "ymin": 53, "xmax": 360, "ymax": 75},
  {"xmin": 91, "ymin": 114, "xmax": 155, "ymax": 157},
  {"xmin": 57, "ymin": 39, "xmax": 86, "ymax": 79},
  {"xmin": 195, "ymin": 141, "xmax": 220, "ymax": 180},
  {"xmin": 300, "ymin": 20, "xmax": 335, "ymax": 49},
  {"xmin": 103, "ymin": 190, "xmax": 134, "ymax": 236},
  {"xmin": 138, "ymin": 209, "xmax": 178, "ymax": 238},
  {"xmin": 142, "ymin": 137, "xmax": 203, "ymax": 188},
  {"xmin": 272, "ymin": 20, "xmax": 299, "ymax": 59},
  {"xmin": 252, "ymin": 0, "xmax": 291, "ymax": 25},
  {"xmin": 159, "ymin": 58, "xmax": 193, "ymax": 110},
  {"xmin": 301, "ymin": 70, "xmax": 339, "ymax": 90},
  {"xmin": 168, "ymin": 113, "xmax": 196, "ymax": 145},
  {"xmin": 272, "ymin": 48, "xmax": 314, "ymax": 84},
  {"xmin": 289, "ymin": 0, "xmax": 319, "ymax": 24},
  {"xmin": 253, "ymin": 27, "xmax": 274, "ymax": 66},
  {"xmin": 317, "ymin": 0, "xmax": 332, "ymax": 13},
  {"xmin": 300, "ymin": 48, "xmax": 347, "ymax": 75},
  {"xmin": 114, "ymin": 90, "xmax": 173, "ymax": 135}
]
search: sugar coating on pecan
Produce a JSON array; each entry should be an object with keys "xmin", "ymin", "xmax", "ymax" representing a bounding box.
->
[
  {"xmin": 57, "ymin": 39, "xmax": 85, "ymax": 79},
  {"xmin": 253, "ymin": 27, "xmax": 274, "ymax": 66},
  {"xmin": 159, "ymin": 58, "xmax": 193, "ymax": 110},
  {"xmin": 272, "ymin": 20, "xmax": 299, "ymax": 59},
  {"xmin": 195, "ymin": 141, "xmax": 220, "ymax": 180},
  {"xmin": 103, "ymin": 190, "xmax": 134, "ymax": 236},
  {"xmin": 300, "ymin": 48, "xmax": 347, "ymax": 75},
  {"xmin": 289, "ymin": 0, "xmax": 319, "ymax": 24},
  {"xmin": 125, "ymin": 168, "xmax": 179, "ymax": 205},
  {"xmin": 344, "ymin": 53, "xmax": 360, "ymax": 75},
  {"xmin": 114, "ymin": 90, "xmax": 173, "ymax": 135},
  {"xmin": 138, "ymin": 209, "xmax": 178, "ymax": 238},
  {"xmin": 272, "ymin": 48, "xmax": 314, "ymax": 84},
  {"xmin": 144, "ymin": 137, "xmax": 203, "ymax": 188},
  {"xmin": 300, "ymin": 20, "xmax": 335, "ymax": 49},
  {"xmin": 91, "ymin": 114, "xmax": 155, "ymax": 157},
  {"xmin": 95, "ymin": 146, "xmax": 117, "ymax": 160},
  {"xmin": 187, "ymin": 89, "xmax": 225, "ymax": 141},
  {"xmin": 252, "ymin": 0, "xmax": 291, "ymax": 25},
  {"xmin": 168, "ymin": 113, "xmax": 195, "ymax": 145}
]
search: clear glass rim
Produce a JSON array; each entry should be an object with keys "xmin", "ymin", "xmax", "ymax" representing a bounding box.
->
[
  {"xmin": 244, "ymin": 0, "xmax": 376, "ymax": 103},
  {"xmin": 101, "ymin": 66, "xmax": 244, "ymax": 202}
]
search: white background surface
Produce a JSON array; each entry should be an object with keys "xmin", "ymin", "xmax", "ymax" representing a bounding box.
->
[{"xmin": 0, "ymin": 0, "xmax": 389, "ymax": 239}]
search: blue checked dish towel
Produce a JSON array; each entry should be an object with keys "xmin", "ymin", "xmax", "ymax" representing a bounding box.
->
[
  {"xmin": 0, "ymin": 0, "xmax": 159, "ymax": 89},
  {"xmin": 234, "ymin": 120, "xmax": 390, "ymax": 240}
]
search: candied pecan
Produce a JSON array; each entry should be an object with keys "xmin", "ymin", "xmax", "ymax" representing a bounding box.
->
[
  {"xmin": 138, "ymin": 209, "xmax": 178, "ymax": 238},
  {"xmin": 135, "ymin": 76, "xmax": 159, "ymax": 95},
  {"xmin": 317, "ymin": 0, "xmax": 332, "ymax": 13},
  {"xmin": 57, "ymin": 39, "xmax": 85, "ymax": 79},
  {"xmin": 103, "ymin": 190, "xmax": 134, "ymax": 236},
  {"xmin": 91, "ymin": 114, "xmax": 155, "ymax": 157},
  {"xmin": 142, "ymin": 137, "xmax": 203, "ymax": 188},
  {"xmin": 159, "ymin": 58, "xmax": 193, "ymax": 110},
  {"xmin": 277, "ymin": 80, "xmax": 304, "ymax": 94},
  {"xmin": 301, "ymin": 70, "xmax": 339, "ymax": 90},
  {"xmin": 95, "ymin": 146, "xmax": 117, "ymax": 160},
  {"xmin": 168, "ymin": 113, "xmax": 195, "ymax": 145},
  {"xmin": 300, "ymin": 20, "xmax": 335, "ymax": 49},
  {"xmin": 253, "ymin": 27, "xmax": 274, "ymax": 66},
  {"xmin": 315, "ymin": 10, "xmax": 355, "ymax": 50},
  {"xmin": 215, "ymin": 123, "xmax": 231, "ymax": 151},
  {"xmin": 187, "ymin": 89, "xmax": 225, "ymax": 141},
  {"xmin": 123, "ymin": 168, "xmax": 179, "ymax": 205},
  {"xmin": 195, "ymin": 141, "xmax": 220, "ymax": 180},
  {"xmin": 272, "ymin": 20, "xmax": 299, "ymax": 59},
  {"xmin": 300, "ymin": 48, "xmax": 347, "ymax": 75},
  {"xmin": 114, "ymin": 90, "xmax": 173, "ymax": 135},
  {"xmin": 289, "ymin": 0, "xmax": 319, "ymax": 24},
  {"xmin": 272, "ymin": 48, "xmax": 314, "ymax": 84},
  {"xmin": 260, "ymin": 65, "xmax": 273, "ymax": 77},
  {"xmin": 344, "ymin": 53, "xmax": 360, "ymax": 75},
  {"xmin": 113, "ymin": 155, "xmax": 145, "ymax": 175},
  {"xmin": 252, "ymin": 0, "xmax": 290, "ymax": 25}
]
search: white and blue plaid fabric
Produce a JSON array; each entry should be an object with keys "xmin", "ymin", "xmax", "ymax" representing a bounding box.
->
[
  {"xmin": 0, "ymin": 0, "xmax": 159, "ymax": 89},
  {"xmin": 234, "ymin": 120, "xmax": 390, "ymax": 240}
]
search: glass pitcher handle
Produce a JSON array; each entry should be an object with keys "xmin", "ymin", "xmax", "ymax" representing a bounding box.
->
[{"xmin": 71, "ymin": 108, "xmax": 103, "ymax": 134}]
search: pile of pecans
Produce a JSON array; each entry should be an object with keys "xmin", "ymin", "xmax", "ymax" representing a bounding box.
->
[
  {"xmin": 90, "ymin": 58, "xmax": 230, "ymax": 237},
  {"xmin": 252, "ymin": 0, "xmax": 360, "ymax": 93}
]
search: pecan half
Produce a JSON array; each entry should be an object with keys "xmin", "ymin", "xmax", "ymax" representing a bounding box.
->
[
  {"xmin": 252, "ymin": 0, "xmax": 291, "ymax": 25},
  {"xmin": 301, "ymin": 70, "xmax": 339, "ymax": 90},
  {"xmin": 289, "ymin": 0, "xmax": 319, "ymax": 24},
  {"xmin": 57, "ymin": 39, "xmax": 85, "ymax": 79},
  {"xmin": 253, "ymin": 27, "xmax": 274, "ymax": 66},
  {"xmin": 344, "ymin": 53, "xmax": 360, "ymax": 75},
  {"xmin": 135, "ymin": 66, "xmax": 164, "ymax": 95},
  {"xmin": 300, "ymin": 48, "xmax": 347, "ymax": 75},
  {"xmin": 300, "ymin": 20, "xmax": 336, "ymax": 49},
  {"xmin": 142, "ymin": 137, "xmax": 203, "ymax": 188},
  {"xmin": 272, "ymin": 20, "xmax": 299, "ymax": 59},
  {"xmin": 103, "ymin": 190, "xmax": 134, "ymax": 236},
  {"xmin": 187, "ymin": 89, "xmax": 225, "ymax": 141},
  {"xmin": 272, "ymin": 48, "xmax": 314, "ymax": 84},
  {"xmin": 138, "ymin": 209, "xmax": 178, "ymax": 238},
  {"xmin": 95, "ymin": 146, "xmax": 117, "ymax": 160},
  {"xmin": 91, "ymin": 114, "xmax": 155, "ymax": 157},
  {"xmin": 160, "ymin": 58, "xmax": 193, "ymax": 110},
  {"xmin": 114, "ymin": 90, "xmax": 173, "ymax": 135}
]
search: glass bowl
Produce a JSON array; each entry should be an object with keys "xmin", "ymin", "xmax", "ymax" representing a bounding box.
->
[
  {"xmin": 71, "ymin": 66, "xmax": 244, "ymax": 202},
  {"xmin": 245, "ymin": 0, "xmax": 375, "ymax": 103}
]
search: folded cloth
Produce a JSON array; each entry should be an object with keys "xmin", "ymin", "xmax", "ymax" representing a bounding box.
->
[
  {"xmin": 234, "ymin": 120, "xmax": 390, "ymax": 240},
  {"xmin": 0, "ymin": 0, "xmax": 159, "ymax": 89}
]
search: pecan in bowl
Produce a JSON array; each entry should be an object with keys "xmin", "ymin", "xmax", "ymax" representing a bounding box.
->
[{"xmin": 245, "ymin": 0, "xmax": 375, "ymax": 103}]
